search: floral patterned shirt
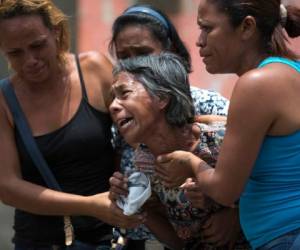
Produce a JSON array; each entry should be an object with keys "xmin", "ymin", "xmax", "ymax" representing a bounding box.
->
[
  {"xmin": 133, "ymin": 123, "xmax": 249, "ymax": 249},
  {"xmin": 113, "ymin": 86, "xmax": 229, "ymax": 240}
]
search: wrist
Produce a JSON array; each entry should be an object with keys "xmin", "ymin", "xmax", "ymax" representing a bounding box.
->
[
  {"xmin": 85, "ymin": 192, "xmax": 109, "ymax": 218},
  {"xmin": 190, "ymin": 154, "xmax": 208, "ymax": 175}
]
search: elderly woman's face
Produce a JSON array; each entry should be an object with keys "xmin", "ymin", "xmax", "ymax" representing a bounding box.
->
[
  {"xmin": 115, "ymin": 25, "xmax": 163, "ymax": 59},
  {"xmin": 109, "ymin": 72, "xmax": 165, "ymax": 145}
]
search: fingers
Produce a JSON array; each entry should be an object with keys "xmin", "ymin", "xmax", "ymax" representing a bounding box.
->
[
  {"xmin": 111, "ymin": 171, "xmax": 127, "ymax": 184},
  {"xmin": 110, "ymin": 202, "xmax": 146, "ymax": 228},
  {"xmin": 109, "ymin": 172, "xmax": 128, "ymax": 196},
  {"xmin": 181, "ymin": 180, "xmax": 201, "ymax": 191},
  {"xmin": 195, "ymin": 115, "xmax": 227, "ymax": 124},
  {"xmin": 126, "ymin": 212, "xmax": 147, "ymax": 228},
  {"xmin": 191, "ymin": 122, "xmax": 201, "ymax": 137},
  {"xmin": 156, "ymin": 153, "xmax": 173, "ymax": 164},
  {"xmin": 157, "ymin": 151, "xmax": 189, "ymax": 164},
  {"xmin": 180, "ymin": 179, "xmax": 196, "ymax": 189},
  {"xmin": 181, "ymin": 179, "xmax": 213, "ymax": 209},
  {"xmin": 108, "ymin": 189, "xmax": 119, "ymax": 202}
]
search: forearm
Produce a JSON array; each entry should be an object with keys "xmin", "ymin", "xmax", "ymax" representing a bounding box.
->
[
  {"xmin": 195, "ymin": 114, "xmax": 227, "ymax": 124},
  {"xmin": 0, "ymin": 177, "xmax": 103, "ymax": 217},
  {"xmin": 189, "ymin": 155, "xmax": 235, "ymax": 206}
]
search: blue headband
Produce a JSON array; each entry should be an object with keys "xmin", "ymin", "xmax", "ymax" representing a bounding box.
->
[{"xmin": 123, "ymin": 6, "xmax": 170, "ymax": 31}]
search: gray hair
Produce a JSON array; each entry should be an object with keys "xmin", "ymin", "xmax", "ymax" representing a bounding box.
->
[{"xmin": 113, "ymin": 52, "xmax": 195, "ymax": 127}]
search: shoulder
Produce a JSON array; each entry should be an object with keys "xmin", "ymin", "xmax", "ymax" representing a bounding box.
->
[
  {"xmin": 190, "ymin": 86, "xmax": 229, "ymax": 116},
  {"xmin": 77, "ymin": 51, "xmax": 114, "ymax": 109},
  {"xmin": 232, "ymin": 63, "xmax": 299, "ymax": 116},
  {"xmin": 228, "ymin": 67, "xmax": 282, "ymax": 130},
  {"xmin": 79, "ymin": 51, "xmax": 112, "ymax": 67},
  {"xmin": 78, "ymin": 51, "xmax": 113, "ymax": 81},
  {"xmin": 234, "ymin": 65, "xmax": 289, "ymax": 98}
]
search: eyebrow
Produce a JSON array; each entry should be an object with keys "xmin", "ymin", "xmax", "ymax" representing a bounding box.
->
[
  {"xmin": 31, "ymin": 37, "xmax": 47, "ymax": 44},
  {"xmin": 5, "ymin": 36, "xmax": 47, "ymax": 51},
  {"xmin": 112, "ymin": 83, "xmax": 125, "ymax": 92}
]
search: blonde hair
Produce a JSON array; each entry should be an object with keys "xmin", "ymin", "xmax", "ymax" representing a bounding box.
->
[{"xmin": 0, "ymin": 0, "xmax": 70, "ymax": 65}]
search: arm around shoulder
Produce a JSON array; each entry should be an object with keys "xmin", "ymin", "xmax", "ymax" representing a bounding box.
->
[{"xmin": 196, "ymin": 71, "xmax": 279, "ymax": 205}]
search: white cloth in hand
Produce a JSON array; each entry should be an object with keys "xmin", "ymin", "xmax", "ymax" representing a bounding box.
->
[{"xmin": 117, "ymin": 171, "xmax": 151, "ymax": 216}]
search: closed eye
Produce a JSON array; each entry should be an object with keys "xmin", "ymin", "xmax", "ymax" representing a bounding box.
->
[
  {"xmin": 7, "ymin": 49, "xmax": 22, "ymax": 57},
  {"xmin": 30, "ymin": 40, "xmax": 46, "ymax": 49},
  {"xmin": 199, "ymin": 24, "xmax": 212, "ymax": 33},
  {"xmin": 120, "ymin": 89, "xmax": 132, "ymax": 98},
  {"xmin": 112, "ymin": 86, "xmax": 133, "ymax": 100}
]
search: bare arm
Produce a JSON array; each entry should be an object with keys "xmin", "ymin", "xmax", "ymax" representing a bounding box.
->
[
  {"xmin": 79, "ymin": 51, "xmax": 113, "ymax": 111},
  {"xmin": 194, "ymin": 114, "xmax": 227, "ymax": 124},
  {"xmin": 0, "ymin": 94, "xmax": 143, "ymax": 228},
  {"xmin": 159, "ymin": 69, "xmax": 279, "ymax": 206},
  {"xmin": 193, "ymin": 71, "xmax": 276, "ymax": 205},
  {"xmin": 155, "ymin": 115, "xmax": 226, "ymax": 188}
]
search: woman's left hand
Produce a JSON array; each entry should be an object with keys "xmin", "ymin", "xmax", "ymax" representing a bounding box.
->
[
  {"xmin": 155, "ymin": 151, "xmax": 198, "ymax": 188},
  {"xmin": 202, "ymin": 207, "xmax": 240, "ymax": 248},
  {"xmin": 181, "ymin": 178, "xmax": 213, "ymax": 210}
]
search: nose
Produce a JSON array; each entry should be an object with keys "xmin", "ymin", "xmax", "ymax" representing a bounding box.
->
[
  {"xmin": 25, "ymin": 51, "xmax": 39, "ymax": 67},
  {"xmin": 196, "ymin": 31, "xmax": 206, "ymax": 48},
  {"xmin": 109, "ymin": 98, "xmax": 122, "ymax": 120}
]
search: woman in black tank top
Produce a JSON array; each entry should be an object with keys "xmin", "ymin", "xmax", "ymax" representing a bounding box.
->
[{"xmin": 0, "ymin": 1, "xmax": 144, "ymax": 249}]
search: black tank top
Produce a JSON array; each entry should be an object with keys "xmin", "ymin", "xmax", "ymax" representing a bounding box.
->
[{"xmin": 13, "ymin": 56, "xmax": 114, "ymax": 246}]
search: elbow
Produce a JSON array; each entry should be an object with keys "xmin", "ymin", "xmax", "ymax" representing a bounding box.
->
[
  {"xmin": 207, "ymin": 175, "xmax": 241, "ymax": 207},
  {"xmin": 0, "ymin": 187, "xmax": 12, "ymax": 206},
  {"xmin": 211, "ymin": 190, "xmax": 240, "ymax": 207},
  {"xmin": 0, "ymin": 181, "xmax": 18, "ymax": 206},
  {"xmin": 216, "ymin": 197, "xmax": 237, "ymax": 207}
]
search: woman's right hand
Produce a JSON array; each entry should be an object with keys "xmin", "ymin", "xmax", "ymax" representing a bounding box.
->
[
  {"xmin": 91, "ymin": 192, "xmax": 146, "ymax": 228},
  {"xmin": 108, "ymin": 171, "xmax": 128, "ymax": 202}
]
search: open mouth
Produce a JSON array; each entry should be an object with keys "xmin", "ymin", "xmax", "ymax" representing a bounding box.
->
[
  {"xmin": 26, "ymin": 65, "xmax": 45, "ymax": 76},
  {"xmin": 118, "ymin": 117, "xmax": 134, "ymax": 128}
]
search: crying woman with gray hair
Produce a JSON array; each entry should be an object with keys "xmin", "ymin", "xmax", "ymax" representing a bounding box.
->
[{"xmin": 109, "ymin": 53, "xmax": 250, "ymax": 250}]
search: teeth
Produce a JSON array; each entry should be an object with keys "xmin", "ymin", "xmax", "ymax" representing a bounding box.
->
[
  {"xmin": 119, "ymin": 118, "xmax": 133, "ymax": 127},
  {"xmin": 119, "ymin": 119, "xmax": 126, "ymax": 126}
]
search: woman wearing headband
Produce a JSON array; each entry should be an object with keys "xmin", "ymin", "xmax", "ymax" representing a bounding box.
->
[
  {"xmin": 107, "ymin": 4, "xmax": 240, "ymax": 250},
  {"xmin": 155, "ymin": 1, "xmax": 300, "ymax": 249},
  {"xmin": 109, "ymin": 4, "xmax": 229, "ymax": 118},
  {"xmin": 109, "ymin": 3, "xmax": 230, "ymax": 248}
]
